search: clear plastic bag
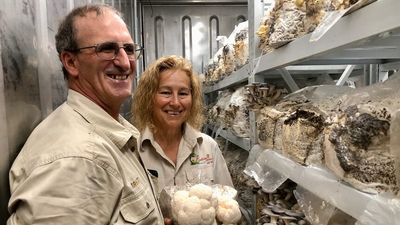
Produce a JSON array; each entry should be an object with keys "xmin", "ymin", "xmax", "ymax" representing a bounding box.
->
[
  {"xmin": 309, "ymin": 9, "xmax": 349, "ymax": 42},
  {"xmin": 159, "ymin": 184, "xmax": 241, "ymax": 225},
  {"xmin": 244, "ymin": 145, "xmax": 288, "ymax": 192},
  {"xmin": 294, "ymin": 186, "xmax": 336, "ymax": 225},
  {"xmin": 310, "ymin": 0, "xmax": 377, "ymax": 42},
  {"xmin": 355, "ymin": 193, "xmax": 400, "ymax": 225}
]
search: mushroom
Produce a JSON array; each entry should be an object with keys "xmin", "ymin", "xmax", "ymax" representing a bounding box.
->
[
  {"xmin": 284, "ymin": 209, "xmax": 304, "ymax": 218},
  {"xmin": 284, "ymin": 190, "xmax": 293, "ymax": 201},
  {"xmin": 276, "ymin": 199, "xmax": 289, "ymax": 209},
  {"xmin": 269, "ymin": 214, "xmax": 279, "ymax": 224},
  {"xmin": 245, "ymin": 84, "xmax": 256, "ymax": 93},
  {"xmin": 259, "ymin": 87, "xmax": 270, "ymax": 99},
  {"xmin": 268, "ymin": 193, "xmax": 274, "ymax": 202},
  {"xmin": 261, "ymin": 208, "xmax": 271, "ymax": 216},
  {"xmin": 257, "ymin": 215, "xmax": 270, "ymax": 224},
  {"xmin": 281, "ymin": 216, "xmax": 296, "ymax": 225},
  {"xmin": 262, "ymin": 207, "xmax": 280, "ymax": 224},
  {"xmin": 298, "ymin": 219, "xmax": 307, "ymax": 225},
  {"xmin": 271, "ymin": 89, "xmax": 283, "ymax": 102},
  {"xmin": 271, "ymin": 205, "xmax": 285, "ymax": 214}
]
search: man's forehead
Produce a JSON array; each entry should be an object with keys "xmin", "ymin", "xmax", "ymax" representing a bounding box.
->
[{"xmin": 74, "ymin": 10, "xmax": 122, "ymax": 34}]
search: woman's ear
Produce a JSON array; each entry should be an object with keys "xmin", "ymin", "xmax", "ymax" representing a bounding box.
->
[{"xmin": 60, "ymin": 51, "xmax": 79, "ymax": 78}]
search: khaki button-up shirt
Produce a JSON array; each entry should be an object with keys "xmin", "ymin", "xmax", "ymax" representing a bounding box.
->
[
  {"xmin": 8, "ymin": 90, "xmax": 163, "ymax": 225},
  {"xmin": 139, "ymin": 124, "xmax": 233, "ymax": 196}
]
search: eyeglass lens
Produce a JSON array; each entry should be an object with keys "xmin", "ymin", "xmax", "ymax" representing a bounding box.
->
[{"xmin": 95, "ymin": 42, "xmax": 142, "ymax": 60}]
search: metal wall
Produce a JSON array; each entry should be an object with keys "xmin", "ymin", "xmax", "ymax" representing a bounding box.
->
[
  {"xmin": 140, "ymin": 3, "xmax": 247, "ymax": 74},
  {"xmin": 0, "ymin": 0, "xmax": 137, "ymax": 222}
]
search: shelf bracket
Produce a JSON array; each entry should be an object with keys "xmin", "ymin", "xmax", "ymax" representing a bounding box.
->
[
  {"xmin": 369, "ymin": 64, "xmax": 379, "ymax": 85},
  {"xmin": 363, "ymin": 64, "xmax": 380, "ymax": 85},
  {"xmin": 336, "ymin": 65, "xmax": 356, "ymax": 86},
  {"xmin": 277, "ymin": 68, "xmax": 299, "ymax": 92}
]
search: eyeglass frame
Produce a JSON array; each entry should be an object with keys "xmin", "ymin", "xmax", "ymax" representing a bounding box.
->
[{"xmin": 67, "ymin": 42, "xmax": 144, "ymax": 61}]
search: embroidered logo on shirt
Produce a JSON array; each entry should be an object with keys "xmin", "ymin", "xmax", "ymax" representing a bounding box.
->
[{"xmin": 190, "ymin": 152, "xmax": 213, "ymax": 165}]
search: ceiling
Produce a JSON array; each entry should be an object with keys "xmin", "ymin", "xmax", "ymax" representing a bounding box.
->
[{"xmin": 138, "ymin": 0, "xmax": 247, "ymax": 5}]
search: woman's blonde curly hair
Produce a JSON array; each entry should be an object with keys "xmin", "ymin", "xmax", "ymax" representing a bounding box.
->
[{"xmin": 132, "ymin": 55, "xmax": 204, "ymax": 133}]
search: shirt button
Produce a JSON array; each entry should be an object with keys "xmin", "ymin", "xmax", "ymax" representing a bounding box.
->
[
  {"xmin": 131, "ymin": 177, "xmax": 139, "ymax": 188},
  {"xmin": 146, "ymin": 202, "xmax": 150, "ymax": 208}
]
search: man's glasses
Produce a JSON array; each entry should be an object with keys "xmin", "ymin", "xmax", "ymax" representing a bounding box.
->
[{"xmin": 71, "ymin": 42, "xmax": 143, "ymax": 61}]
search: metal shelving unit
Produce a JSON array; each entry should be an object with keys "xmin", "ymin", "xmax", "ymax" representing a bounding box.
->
[
  {"xmin": 204, "ymin": 65, "xmax": 364, "ymax": 92},
  {"xmin": 205, "ymin": 0, "xmax": 400, "ymax": 149},
  {"xmin": 204, "ymin": 0, "xmax": 400, "ymax": 223}
]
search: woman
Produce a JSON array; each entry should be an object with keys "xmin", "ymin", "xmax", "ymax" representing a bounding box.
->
[{"xmin": 132, "ymin": 55, "xmax": 233, "ymax": 195}]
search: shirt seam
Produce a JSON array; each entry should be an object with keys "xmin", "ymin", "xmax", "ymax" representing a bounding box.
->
[{"xmin": 28, "ymin": 153, "xmax": 121, "ymax": 182}]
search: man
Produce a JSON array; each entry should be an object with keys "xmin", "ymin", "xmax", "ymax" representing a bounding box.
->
[{"xmin": 7, "ymin": 4, "xmax": 164, "ymax": 225}]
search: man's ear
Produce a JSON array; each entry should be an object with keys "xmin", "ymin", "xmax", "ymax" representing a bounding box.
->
[{"xmin": 60, "ymin": 51, "xmax": 79, "ymax": 77}]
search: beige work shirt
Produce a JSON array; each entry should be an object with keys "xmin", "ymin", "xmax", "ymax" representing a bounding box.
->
[
  {"xmin": 7, "ymin": 90, "xmax": 163, "ymax": 225},
  {"xmin": 139, "ymin": 124, "xmax": 233, "ymax": 196}
]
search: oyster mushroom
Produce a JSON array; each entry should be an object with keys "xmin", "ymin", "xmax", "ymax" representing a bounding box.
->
[
  {"xmin": 271, "ymin": 205, "xmax": 285, "ymax": 214},
  {"xmin": 262, "ymin": 207, "xmax": 280, "ymax": 224},
  {"xmin": 298, "ymin": 219, "xmax": 307, "ymax": 225},
  {"xmin": 284, "ymin": 209, "xmax": 304, "ymax": 218},
  {"xmin": 281, "ymin": 216, "xmax": 296, "ymax": 225}
]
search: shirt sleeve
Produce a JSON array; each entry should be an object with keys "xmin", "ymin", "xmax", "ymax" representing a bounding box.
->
[{"xmin": 8, "ymin": 157, "xmax": 122, "ymax": 225}]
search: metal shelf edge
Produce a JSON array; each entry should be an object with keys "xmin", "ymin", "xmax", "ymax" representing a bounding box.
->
[
  {"xmin": 255, "ymin": 0, "xmax": 400, "ymax": 73},
  {"xmin": 261, "ymin": 150, "xmax": 400, "ymax": 223},
  {"xmin": 218, "ymin": 129, "xmax": 251, "ymax": 151}
]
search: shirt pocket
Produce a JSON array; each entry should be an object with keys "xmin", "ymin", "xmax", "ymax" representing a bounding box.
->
[
  {"xmin": 185, "ymin": 163, "xmax": 214, "ymax": 185},
  {"xmin": 120, "ymin": 182, "xmax": 157, "ymax": 224},
  {"xmin": 147, "ymin": 170, "xmax": 160, "ymax": 198}
]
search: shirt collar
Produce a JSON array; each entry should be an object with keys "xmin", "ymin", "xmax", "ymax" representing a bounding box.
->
[
  {"xmin": 181, "ymin": 123, "xmax": 203, "ymax": 146},
  {"xmin": 139, "ymin": 123, "xmax": 203, "ymax": 150},
  {"xmin": 66, "ymin": 89, "xmax": 140, "ymax": 150}
]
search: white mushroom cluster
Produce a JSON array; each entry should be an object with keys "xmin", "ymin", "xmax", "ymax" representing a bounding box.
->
[{"xmin": 170, "ymin": 184, "xmax": 241, "ymax": 225}]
